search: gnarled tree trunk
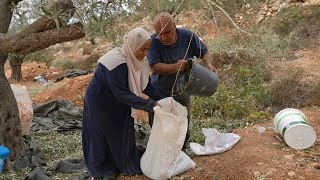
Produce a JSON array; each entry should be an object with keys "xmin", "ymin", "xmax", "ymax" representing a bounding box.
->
[
  {"xmin": 0, "ymin": 0, "xmax": 85, "ymax": 168},
  {"xmin": 0, "ymin": 60, "xmax": 26, "ymax": 169},
  {"xmin": 0, "ymin": 0, "xmax": 27, "ymax": 165},
  {"xmin": 9, "ymin": 54, "xmax": 25, "ymax": 82}
]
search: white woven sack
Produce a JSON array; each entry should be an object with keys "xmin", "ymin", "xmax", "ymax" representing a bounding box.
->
[
  {"xmin": 10, "ymin": 84, "xmax": 33, "ymax": 135},
  {"xmin": 141, "ymin": 97, "xmax": 196, "ymax": 179}
]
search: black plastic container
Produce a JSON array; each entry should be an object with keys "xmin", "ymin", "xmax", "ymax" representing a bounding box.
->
[{"xmin": 175, "ymin": 59, "xmax": 219, "ymax": 97}]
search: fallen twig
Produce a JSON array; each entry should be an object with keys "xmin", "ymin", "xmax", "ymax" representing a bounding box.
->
[{"xmin": 207, "ymin": 0, "xmax": 252, "ymax": 36}]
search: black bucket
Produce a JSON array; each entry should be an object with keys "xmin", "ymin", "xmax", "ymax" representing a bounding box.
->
[{"xmin": 175, "ymin": 59, "xmax": 219, "ymax": 97}]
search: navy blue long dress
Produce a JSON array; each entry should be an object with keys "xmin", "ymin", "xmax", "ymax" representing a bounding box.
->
[{"xmin": 82, "ymin": 63, "xmax": 165, "ymax": 177}]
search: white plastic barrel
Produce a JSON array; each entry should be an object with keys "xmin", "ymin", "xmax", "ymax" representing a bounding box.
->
[{"xmin": 273, "ymin": 108, "xmax": 317, "ymax": 150}]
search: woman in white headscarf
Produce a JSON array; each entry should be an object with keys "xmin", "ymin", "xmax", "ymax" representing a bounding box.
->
[{"xmin": 82, "ymin": 27, "xmax": 165, "ymax": 179}]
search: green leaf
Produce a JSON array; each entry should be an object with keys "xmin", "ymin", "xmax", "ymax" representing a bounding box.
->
[
  {"xmin": 54, "ymin": 18, "xmax": 60, "ymax": 29},
  {"xmin": 92, "ymin": 14, "xmax": 99, "ymax": 22},
  {"xmin": 41, "ymin": 6, "xmax": 52, "ymax": 17}
]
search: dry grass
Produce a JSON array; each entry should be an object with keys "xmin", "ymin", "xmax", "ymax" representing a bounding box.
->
[{"xmin": 270, "ymin": 65, "xmax": 320, "ymax": 108}]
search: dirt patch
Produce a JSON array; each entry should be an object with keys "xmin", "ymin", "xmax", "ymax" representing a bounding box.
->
[
  {"xmin": 271, "ymin": 46, "xmax": 320, "ymax": 83},
  {"xmin": 5, "ymin": 62, "xmax": 91, "ymax": 107},
  {"xmin": 6, "ymin": 62, "xmax": 65, "ymax": 83},
  {"xmin": 269, "ymin": 47, "xmax": 320, "ymax": 107},
  {"xmin": 32, "ymin": 74, "xmax": 93, "ymax": 107},
  {"xmin": 186, "ymin": 109, "xmax": 320, "ymax": 179},
  {"xmin": 119, "ymin": 108, "xmax": 320, "ymax": 179}
]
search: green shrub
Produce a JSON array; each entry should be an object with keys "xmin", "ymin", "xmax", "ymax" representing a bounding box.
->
[
  {"xmin": 24, "ymin": 49, "xmax": 55, "ymax": 65},
  {"xmin": 74, "ymin": 53, "xmax": 99, "ymax": 70},
  {"xmin": 191, "ymin": 65, "xmax": 270, "ymax": 120},
  {"xmin": 50, "ymin": 58, "xmax": 76, "ymax": 70},
  {"xmin": 271, "ymin": 5, "xmax": 320, "ymax": 36},
  {"xmin": 270, "ymin": 66, "xmax": 320, "ymax": 108},
  {"xmin": 190, "ymin": 60, "xmax": 271, "ymax": 144},
  {"xmin": 254, "ymin": 27, "xmax": 290, "ymax": 53},
  {"xmin": 190, "ymin": 29, "xmax": 275, "ymax": 143},
  {"xmin": 189, "ymin": 14, "xmax": 320, "ymax": 142},
  {"xmin": 210, "ymin": 28, "xmax": 294, "ymax": 62},
  {"xmin": 268, "ymin": 5, "xmax": 320, "ymax": 49}
]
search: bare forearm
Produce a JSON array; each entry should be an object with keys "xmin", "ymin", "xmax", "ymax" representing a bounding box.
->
[
  {"xmin": 202, "ymin": 52, "xmax": 214, "ymax": 66},
  {"xmin": 202, "ymin": 52, "xmax": 217, "ymax": 72},
  {"xmin": 152, "ymin": 60, "xmax": 187, "ymax": 74},
  {"xmin": 152, "ymin": 63, "xmax": 178, "ymax": 74}
]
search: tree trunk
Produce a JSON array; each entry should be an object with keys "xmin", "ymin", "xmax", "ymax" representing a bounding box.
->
[
  {"xmin": 0, "ymin": 0, "xmax": 84, "ymax": 164},
  {"xmin": 0, "ymin": 0, "xmax": 27, "ymax": 164},
  {"xmin": 0, "ymin": 54, "xmax": 27, "ymax": 162},
  {"xmin": 9, "ymin": 54, "xmax": 24, "ymax": 82}
]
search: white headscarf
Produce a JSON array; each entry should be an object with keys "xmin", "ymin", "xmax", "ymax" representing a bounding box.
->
[{"xmin": 98, "ymin": 27, "xmax": 151, "ymax": 120}]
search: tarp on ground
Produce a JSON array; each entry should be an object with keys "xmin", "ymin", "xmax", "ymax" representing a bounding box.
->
[
  {"xmin": 31, "ymin": 100, "xmax": 83, "ymax": 132},
  {"xmin": 31, "ymin": 100, "xmax": 149, "ymax": 154}
]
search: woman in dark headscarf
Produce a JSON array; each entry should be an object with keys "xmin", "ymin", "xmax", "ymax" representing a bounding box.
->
[{"xmin": 82, "ymin": 27, "xmax": 165, "ymax": 179}]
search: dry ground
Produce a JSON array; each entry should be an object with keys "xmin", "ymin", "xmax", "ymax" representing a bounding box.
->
[{"xmin": 4, "ymin": 46, "xmax": 320, "ymax": 179}]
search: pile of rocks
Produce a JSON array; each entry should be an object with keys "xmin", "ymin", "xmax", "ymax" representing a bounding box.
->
[
  {"xmin": 257, "ymin": 0, "xmax": 320, "ymax": 23},
  {"xmin": 233, "ymin": 0, "xmax": 320, "ymax": 25}
]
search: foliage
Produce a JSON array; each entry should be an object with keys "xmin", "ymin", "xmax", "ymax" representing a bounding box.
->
[
  {"xmin": 2, "ymin": 0, "xmax": 320, "ymax": 178},
  {"xmin": 73, "ymin": 0, "xmax": 134, "ymax": 44},
  {"xmin": 257, "ymin": 5, "xmax": 320, "ymax": 109},
  {"xmin": 51, "ymin": 58, "xmax": 76, "ymax": 70},
  {"xmin": 0, "ymin": 130, "xmax": 83, "ymax": 179},
  {"xmin": 271, "ymin": 5, "xmax": 320, "ymax": 36},
  {"xmin": 189, "ymin": 3, "xmax": 320, "ymax": 142},
  {"xmin": 137, "ymin": 0, "xmax": 204, "ymax": 18},
  {"xmin": 9, "ymin": 0, "xmax": 43, "ymax": 32},
  {"xmin": 268, "ymin": 5, "xmax": 320, "ymax": 49},
  {"xmin": 23, "ymin": 49, "xmax": 55, "ymax": 68},
  {"xmin": 270, "ymin": 66, "xmax": 320, "ymax": 109},
  {"xmin": 9, "ymin": 0, "xmax": 133, "ymax": 45},
  {"xmin": 76, "ymin": 53, "xmax": 100, "ymax": 71},
  {"xmin": 190, "ymin": 29, "xmax": 283, "ymax": 143},
  {"xmin": 190, "ymin": 65, "xmax": 270, "ymax": 143},
  {"xmin": 210, "ymin": 28, "xmax": 295, "ymax": 61},
  {"xmin": 202, "ymin": 0, "xmax": 262, "ymax": 28},
  {"xmin": 215, "ymin": 0, "xmax": 263, "ymax": 15}
]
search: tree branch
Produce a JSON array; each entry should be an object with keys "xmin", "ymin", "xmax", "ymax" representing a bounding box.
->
[
  {"xmin": 207, "ymin": 0, "xmax": 252, "ymax": 35},
  {"xmin": 204, "ymin": 0, "xmax": 218, "ymax": 31},
  {"xmin": 10, "ymin": 0, "xmax": 24, "ymax": 6},
  {"xmin": 0, "ymin": 22, "xmax": 85, "ymax": 54},
  {"xmin": 0, "ymin": 0, "xmax": 85, "ymax": 55},
  {"xmin": 23, "ymin": 0, "xmax": 76, "ymax": 34}
]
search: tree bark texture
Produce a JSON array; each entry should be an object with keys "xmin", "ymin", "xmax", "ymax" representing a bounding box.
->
[
  {"xmin": 0, "ymin": 0, "xmax": 81, "ymax": 162},
  {"xmin": 0, "ymin": 0, "xmax": 27, "ymax": 161},
  {"xmin": 0, "ymin": 0, "xmax": 85, "ymax": 55},
  {"xmin": 9, "ymin": 54, "xmax": 24, "ymax": 82},
  {"xmin": 0, "ymin": 61, "xmax": 27, "ymax": 161},
  {"xmin": 1, "ymin": 22, "xmax": 85, "ymax": 54}
]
